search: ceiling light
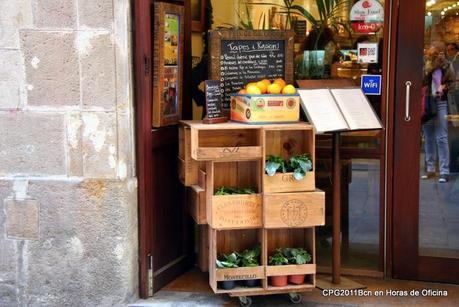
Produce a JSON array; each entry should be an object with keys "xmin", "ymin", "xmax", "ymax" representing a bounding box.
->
[
  {"xmin": 427, "ymin": 12, "xmax": 432, "ymax": 16},
  {"xmin": 441, "ymin": 11, "xmax": 445, "ymax": 15}
]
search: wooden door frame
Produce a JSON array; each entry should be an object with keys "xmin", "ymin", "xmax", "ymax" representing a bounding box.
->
[
  {"xmin": 134, "ymin": 0, "xmax": 153, "ymax": 298},
  {"xmin": 134, "ymin": 0, "xmax": 193, "ymax": 298},
  {"xmin": 387, "ymin": 0, "xmax": 459, "ymax": 283}
]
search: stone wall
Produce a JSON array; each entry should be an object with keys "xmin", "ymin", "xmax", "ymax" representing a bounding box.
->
[{"xmin": 0, "ymin": 1, "xmax": 138, "ymax": 306}]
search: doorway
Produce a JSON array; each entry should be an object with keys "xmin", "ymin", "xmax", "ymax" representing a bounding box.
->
[{"xmin": 391, "ymin": 0, "xmax": 459, "ymax": 283}]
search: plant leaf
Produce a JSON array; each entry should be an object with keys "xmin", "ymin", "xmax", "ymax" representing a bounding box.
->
[
  {"xmin": 265, "ymin": 161, "xmax": 280, "ymax": 176},
  {"xmin": 293, "ymin": 169, "xmax": 305, "ymax": 181}
]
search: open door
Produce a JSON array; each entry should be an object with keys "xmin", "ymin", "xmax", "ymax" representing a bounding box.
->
[
  {"xmin": 134, "ymin": 0, "xmax": 194, "ymax": 297},
  {"xmin": 392, "ymin": 0, "xmax": 459, "ymax": 283}
]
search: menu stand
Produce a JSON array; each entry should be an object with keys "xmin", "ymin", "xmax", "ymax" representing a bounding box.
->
[{"xmin": 315, "ymin": 132, "xmax": 366, "ymax": 290}]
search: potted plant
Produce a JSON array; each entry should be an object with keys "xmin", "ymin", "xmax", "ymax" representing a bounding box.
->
[
  {"xmin": 268, "ymin": 248, "xmax": 289, "ymax": 287},
  {"xmin": 265, "ymin": 154, "xmax": 312, "ymax": 180},
  {"xmin": 283, "ymin": 248, "xmax": 312, "ymax": 285},
  {"xmin": 239, "ymin": 245, "xmax": 261, "ymax": 287},
  {"xmin": 216, "ymin": 252, "xmax": 240, "ymax": 290}
]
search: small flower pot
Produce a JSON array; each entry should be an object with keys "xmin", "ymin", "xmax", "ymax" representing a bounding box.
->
[
  {"xmin": 219, "ymin": 280, "xmax": 236, "ymax": 290},
  {"xmin": 288, "ymin": 274, "xmax": 305, "ymax": 285},
  {"xmin": 244, "ymin": 279, "xmax": 259, "ymax": 287},
  {"xmin": 269, "ymin": 275, "xmax": 288, "ymax": 287}
]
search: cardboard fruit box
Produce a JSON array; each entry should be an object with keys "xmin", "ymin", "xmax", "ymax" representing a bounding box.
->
[{"xmin": 230, "ymin": 93, "xmax": 300, "ymax": 124}]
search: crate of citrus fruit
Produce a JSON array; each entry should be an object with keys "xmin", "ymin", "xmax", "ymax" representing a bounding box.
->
[{"xmin": 230, "ymin": 78, "xmax": 300, "ymax": 124}]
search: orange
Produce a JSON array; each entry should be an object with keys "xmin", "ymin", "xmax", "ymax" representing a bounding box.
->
[
  {"xmin": 245, "ymin": 82, "xmax": 256, "ymax": 89},
  {"xmin": 260, "ymin": 79, "xmax": 271, "ymax": 87},
  {"xmin": 267, "ymin": 83, "xmax": 282, "ymax": 94},
  {"xmin": 273, "ymin": 78, "xmax": 286, "ymax": 90},
  {"xmin": 238, "ymin": 88, "xmax": 247, "ymax": 94},
  {"xmin": 256, "ymin": 81, "xmax": 268, "ymax": 94},
  {"xmin": 282, "ymin": 84, "xmax": 296, "ymax": 94}
]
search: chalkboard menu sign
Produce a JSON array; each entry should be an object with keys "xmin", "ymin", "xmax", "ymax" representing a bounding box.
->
[
  {"xmin": 203, "ymin": 80, "xmax": 227, "ymax": 124},
  {"xmin": 209, "ymin": 30, "xmax": 294, "ymax": 110}
]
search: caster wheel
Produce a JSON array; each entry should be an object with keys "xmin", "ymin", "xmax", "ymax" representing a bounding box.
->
[
  {"xmin": 238, "ymin": 296, "xmax": 252, "ymax": 307},
  {"xmin": 289, "ymin": 292, "xmax": 303, "ymax": 304}
]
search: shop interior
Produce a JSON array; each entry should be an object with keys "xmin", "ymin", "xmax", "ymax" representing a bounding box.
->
[{"xmin": 136, "ymin": 0, "xmax": 459, "ymax": 300}]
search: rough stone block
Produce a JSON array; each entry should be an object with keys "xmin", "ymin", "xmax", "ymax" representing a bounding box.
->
[
  {"xmin": 5, "ymin": 199, "xmax": 39, "ymax": 239},
  {"xmin": 117, "ymin": 112, "xmax": 135, "ymax": 179},
  {"xmin": 0, "ymin": 50, "xmax": 25, "ymax": 109},
  {"xmin": 79, "ymin": 33, "xmax": 116, "ymax": 110},
  {"xmin": 81, "ymin": 112, "xmax": 117, "ymax": 178},
  {"xmin": 20, "ymin": 31, "xmax": 80, "ymax": 107},
  {"xmin": 66, "ymin": 112, "xmax": 84, "ymax": 176},
  {"xmin": 0, "ymin": 112, "xmax": 66, "ymax": 175},
  {"xmin": 78, "ymin": 0, "xmax": 114, "ymax": 30},
  {"xmin": 0, "ymin": 0, "xmax": 33, "ymax": 48},
  {"xmin": 32, "ymin": 0, "xmax": 76, "ymax": 29},
  {"xmin": 24, "ymin": 179, "xmax": 138, "ymax": 306}
]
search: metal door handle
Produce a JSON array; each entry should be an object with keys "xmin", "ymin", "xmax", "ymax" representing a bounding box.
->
[{"xmin": 405, "ymin": 81, "xmax": 412, "ymax": 122}]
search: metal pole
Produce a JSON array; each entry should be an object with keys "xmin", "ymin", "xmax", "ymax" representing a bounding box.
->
[{"xmin": 332, "ymin": 132, "xmax": 341, "ymax": 284}]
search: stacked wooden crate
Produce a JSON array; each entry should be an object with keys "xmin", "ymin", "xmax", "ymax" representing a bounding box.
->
[{"xmin": 178, "ymin": 120, "xmax": 325, "ymax": 296}]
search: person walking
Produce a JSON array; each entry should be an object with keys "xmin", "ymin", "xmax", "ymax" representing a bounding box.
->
[{"xmin": 421, "ymin": 45, "xmax": 454, "ymax": 183}]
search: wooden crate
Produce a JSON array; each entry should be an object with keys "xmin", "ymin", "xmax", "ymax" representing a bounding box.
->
[
  {"xmin": 188, "ymin": 185, "xmax": 206, "ymax": 224},
  {"xmin": 263, "ymin": 191, "xmax": 325, "ymax": 228},
  {"xmin": 209, "ymin": 228, "xmax": 265, "ymax": 294},
  {"xmin": 263, "ymin": 125, "xmax": 315, "ymax": 193},
  {"xmin": 206, "ymin": 161, "xmax": 263, "ymax": 230},
  {"xmin": 178, "ymin": 125, "xmax": 201, "ymax": 186},
  {"xmin": 198, "ymin": 225, "xmax": 209, "ymax": 272},
  {"xmin": 188, "ymin": 122, "xmax": 263, "ymax": 161},
  {"xmin": 265, "ymin": 228, "xmax": 316, "ymax": 290}
]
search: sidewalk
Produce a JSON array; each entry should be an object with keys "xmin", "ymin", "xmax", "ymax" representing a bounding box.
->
[{"xmin": 131, "ymin": 270, "xmax": 459, "ymax": 306}]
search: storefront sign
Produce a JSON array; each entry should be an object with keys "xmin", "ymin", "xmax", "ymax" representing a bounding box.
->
[
  {"xmin": 352, "ymin": 22, "xmax": 382, "ymax": 34},
  {"xmin": 361, "ymin": 74, "xmax": 382, "ymax": 95},
  {"xmin": 350, "ymin": 0, "xmax": 384, "ymax": 22},
  {"xmin": 357, "ymin": 43, "xmax": 378, "ymax": 64}
]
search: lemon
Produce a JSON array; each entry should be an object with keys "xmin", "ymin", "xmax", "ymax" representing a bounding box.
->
[
  {"xmin": 267, "ymin": 83, "xmax": 282, "ymax": 94},
  {"xmin": 246, "ymin": 85, "xmax": 262, "ymax": 95},
  {"xmin": 282, "ymin": 84, "xmax": 296, "ymax": 94}
]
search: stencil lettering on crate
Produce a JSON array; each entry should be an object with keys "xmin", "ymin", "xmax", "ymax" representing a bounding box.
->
[
  {"xmin": 219, "ymin": 147, "xmax": 240, "ymax": 156},
  {"xmin": 280, "ymin": 199, "xmax": 308, "ymax": 226},
  {"xmin": 281, "ymin": 174, "xmax": 295, "ymax": 182},
  {"xmin": 223, "ymin": 274, "xmax": 257, "ymax": 281},
  {"xmin": 215, "ymin": 198, "xmax": 260, "ymax": 226}
]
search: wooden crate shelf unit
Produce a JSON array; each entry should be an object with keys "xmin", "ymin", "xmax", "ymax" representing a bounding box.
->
[
  {"xmin": 206, "ymin": 161, "xmax": 263, "ymax": 230},
  {"xmin": 263, "ymin": 191, "xmax": 325, "ymax": 228},
  {"xmin": 263, "ymin": 126, "xmax": 315, "ymax": 193},
  {"xmin": 209, "ymin": 228, "xmax": 265, "ymax": 293}
]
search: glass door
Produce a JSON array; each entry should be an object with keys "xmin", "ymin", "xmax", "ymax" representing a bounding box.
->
[{"xmin": 392, "ymin": 0, "xmax": 459, "ymax": 282}]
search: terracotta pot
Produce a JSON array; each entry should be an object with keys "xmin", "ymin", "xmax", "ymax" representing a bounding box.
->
[
  {"xmin": 288, "ymin": 274, "xmax": 305, "ymax": 285},
  {"xmin": 219, "ymin": 280, "xmax": 236, "ymax": 290},
  {"xmin": 269, "ymin": 275, "xmax": 288, "ymax": 287}
]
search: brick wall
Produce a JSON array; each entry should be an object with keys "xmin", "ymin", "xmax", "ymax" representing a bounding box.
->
[{"xmin": 0, "ymin": 1, "xmax": 138, "ymax": 305}]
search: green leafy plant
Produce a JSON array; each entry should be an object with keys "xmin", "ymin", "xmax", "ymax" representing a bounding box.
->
[
  {"xmin": 216, "ymin": 252, "xmax": 240, "ymax": 268},
  {"xmin": 289, "ymin": 154, "xmax": 313, "ymax": 180},
  {"xmin": 268, "ymin": 248, "xmax": 289, "ymax": 266},
  {"xmin": 265, "ymin": 155, "xmax": 287, "ymax": 176},
  {"xmin": 240, "ymin": 245, "xmax": 261, "ymax": 267},
  {"xmin": 282, "ymin": 248, "xmax": 312, "ymax": 265},
  {"xmin": 265, "ymin": 154, "xmax": 312, "ymax": 180},
  {"xmin": 214, "ymin": 186, "xmax": 256, "ymax": 195}
]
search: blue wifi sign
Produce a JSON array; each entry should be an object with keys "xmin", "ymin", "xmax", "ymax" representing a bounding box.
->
[{"xmin": 361, "ymin": 75, "xmax": 382, "ymax": 95}]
